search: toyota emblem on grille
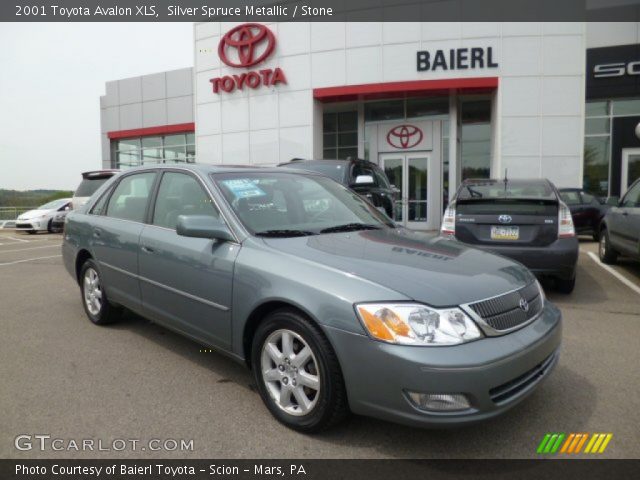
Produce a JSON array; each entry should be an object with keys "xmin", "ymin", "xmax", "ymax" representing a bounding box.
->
[
  {"xmin": 519, "ymin": 297, "xmax": 529, "ymax": 312},
  {"xmin": 498, "ymin": 215, "xmax": 512, "ymax": 224}
]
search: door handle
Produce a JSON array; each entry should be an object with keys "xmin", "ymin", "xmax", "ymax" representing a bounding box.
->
[
  {"xmin": 92, "ymin": 228, "xmax": 102, "ymax": 238},
  {"xmin": 141, "ymin": 246, "xmax": 155, "ymax": 254}
]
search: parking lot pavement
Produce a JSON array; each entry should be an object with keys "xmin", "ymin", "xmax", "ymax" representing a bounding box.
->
[{"xmin": 1, "ymin": 231, "xmax": 639, "ymax": 459}]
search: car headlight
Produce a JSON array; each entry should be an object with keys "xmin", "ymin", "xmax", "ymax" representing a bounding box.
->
[{"xmin": 355, "ymin": 303, "xmax": 483, "ymax": 346}]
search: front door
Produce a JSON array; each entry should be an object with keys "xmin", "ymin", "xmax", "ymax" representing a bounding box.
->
[
  {"xmin": 381, "ymin": 153, "xmax": 431, "ymax": 229},
  {"xmin": 622, "ymin": 147, "xmax": 640, "ymax": 195}
]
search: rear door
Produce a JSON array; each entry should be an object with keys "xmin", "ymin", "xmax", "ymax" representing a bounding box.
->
[
  {"xmin": 454, "ymin": 199, "xmax": 559, "ymax": 247},
  {"xmin": 612, "ymin": 181, "xmax": 640, "ymax": 256}
]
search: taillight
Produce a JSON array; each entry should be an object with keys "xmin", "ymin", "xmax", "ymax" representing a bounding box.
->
[
  {"xmin": 558, "ymin": 202, "xmax": 575, "ymax": 238},
  {"xmin": 441, "ymin": 204, "xmax": 456, "ymax": 236}
]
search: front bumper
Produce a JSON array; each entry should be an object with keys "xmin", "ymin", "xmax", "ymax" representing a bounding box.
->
[
  {"xmin": 326, "ymin": 302, "xmax": 561, "ymax": 427},
  {"xmin": 15, "ymin": 221, "xmax": 44, "ymax": 231},
  {"xmin": 467, "ymin": 237, "xmax": 578, "ymax": 280}
]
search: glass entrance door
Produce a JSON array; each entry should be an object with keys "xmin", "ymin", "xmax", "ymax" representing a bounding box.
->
[
  {"xmin": 622, "ymin": 148, "xmax": 640, "ymax": 194},
  {"xmin": 381, "ymin": 153, "xmax": 429, "ymax": 228}
]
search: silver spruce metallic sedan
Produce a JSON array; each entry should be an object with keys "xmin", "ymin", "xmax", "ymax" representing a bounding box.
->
[{"xmin": 62, "ymin": 165, "xmax": 561, "ymax": 432}]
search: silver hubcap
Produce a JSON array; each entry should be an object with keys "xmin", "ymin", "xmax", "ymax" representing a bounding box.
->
[
  {"xmin": 599, "ymin": 235, "xmax": 606, "ymax": 258},
  {"xmin": 83, "ymin": 268, "xmax": 102, "ymax": 316},
  {"xmin": 260, "ymin": 329, "xmax": 320, "ymax": 417}
]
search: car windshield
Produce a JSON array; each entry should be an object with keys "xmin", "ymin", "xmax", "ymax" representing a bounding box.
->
[
  {"xmin": 279, "ymin": 162, "xmax": 347, "ymax": 183},
  {"xmin": 75, "ymin": 177, "xmax": 110, "ymax": 197},
  {"xmin": 38, "ymin": 199, "xmax": 69, "ymax": 210},
  {"xmin": 213, "ymin": 172, "xmax": 394, "ymax": 236},
  {"xmin": 457, "ymin": 180, "xmax": 556, "ymax": 201}
]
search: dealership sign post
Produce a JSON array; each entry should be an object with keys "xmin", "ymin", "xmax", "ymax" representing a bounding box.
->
[{"xmin": 209, "ymin": 23, "xmax": 287, "ymax": 94}]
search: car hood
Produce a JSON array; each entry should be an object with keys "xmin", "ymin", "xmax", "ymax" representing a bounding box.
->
[
  {"xmin": 261, "ymin": 228, "xmax": 535, "ymax": 307},
  {"xmin": 17, "ymin": 209, "xmax": 52, "ymax": 220}
]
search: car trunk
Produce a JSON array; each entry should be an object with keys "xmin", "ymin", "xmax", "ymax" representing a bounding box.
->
[{"xmin": 454, "ymin": 199, "xmax": 559, "ymax": 247}]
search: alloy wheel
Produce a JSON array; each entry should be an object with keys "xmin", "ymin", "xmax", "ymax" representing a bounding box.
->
[
  {"xmin": 83, "ymin": 267, "xmax": 102, "ymax": 316},
  {"xmin": 260, "ymin": 329, "xmax": 320, "ymax": 417},
  {"xmin": 599, "ymin": 235, "xmax": 606, "ymax": 259}
]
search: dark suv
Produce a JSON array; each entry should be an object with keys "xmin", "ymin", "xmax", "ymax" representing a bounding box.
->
[
  {"xmin": 278, "ymin": 158, "xmax": 398, "ymax": 219},
  {"xmin": 441, "ymin": 178, "xmax": 579, "ymax": 293}
]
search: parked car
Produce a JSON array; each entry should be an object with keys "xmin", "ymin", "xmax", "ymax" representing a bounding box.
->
[
  {"xmin": 50, "ymin": 210, "xmax": 68, "ymax": 233},
  {"xmin": 598, "ymin": 178, "xmax": 640, "ymax": 264},
  {"xmin": 441, "ymin": 178, "xmax": 579, "ymax": 293},
  {"xmin": 63, "ymin": 165, "xmax": 561, "ymax": 432},
  {"xmin": 278, "ymin": 158, "xmax": 398, "ymax": 219},
  {"xmin": 558, "ymin": 188, "xmax": 609, "ymax": 241},
  {"xmin": 72, "ymin": 170, "xmax": 119, "ymax": 209},
  {"xmin": 15, "ymin": 198, "xmax": 72, "ymax": 234}
]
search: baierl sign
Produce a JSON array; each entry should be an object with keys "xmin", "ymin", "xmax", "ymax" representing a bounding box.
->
[{"xmin": 209, "ymin": 23, "xmax": 287, "ymax": 94}]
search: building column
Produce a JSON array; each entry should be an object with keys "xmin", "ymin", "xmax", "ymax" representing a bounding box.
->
[{"xmin": 448, "ymin": 91, "xmax": 459, "ymax": 202}]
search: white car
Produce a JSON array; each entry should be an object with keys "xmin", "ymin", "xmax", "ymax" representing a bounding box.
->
[
  {"xmin": 72, "ymin": 170, "xmax": 119, "ymax": 209},
  {"xmin": 15, "ymin": 198, "xmax": 72, "ymax": 234}
]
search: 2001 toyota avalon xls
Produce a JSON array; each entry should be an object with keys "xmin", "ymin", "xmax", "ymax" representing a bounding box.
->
[{"xmin": 62, "ymin": 165, "xmax": 561, "ymax": 432}]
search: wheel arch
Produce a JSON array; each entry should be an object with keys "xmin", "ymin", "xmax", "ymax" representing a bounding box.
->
[{"xmin": 75, "ymin": 249, "xmax": 93, "ymax": 284}]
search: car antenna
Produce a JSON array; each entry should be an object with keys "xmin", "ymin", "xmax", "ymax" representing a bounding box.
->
[{"xmin": 504, "ymin": 169, "xmax": 508, "ymax": 192}]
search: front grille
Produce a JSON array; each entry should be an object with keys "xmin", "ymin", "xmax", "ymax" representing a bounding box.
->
[
  {"xmin": 468, "ymin": 281, "xmax": 542, "ymax": 332},
  {"xmin": 489, "ymin": 351, "xmax": 557, "ymax": 404}
]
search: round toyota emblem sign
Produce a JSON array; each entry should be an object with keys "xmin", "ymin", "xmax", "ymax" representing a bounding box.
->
[
  {"xmin": 519, "ymin": 297, "xmax": 529, "ymax": 313},
  {"xmin": 218, "ymin": 23, "xmax": 276, "ymax": 68},
  {"xmin": 386, "ymin": 124, "xmax": 424, "ymax": 149}
]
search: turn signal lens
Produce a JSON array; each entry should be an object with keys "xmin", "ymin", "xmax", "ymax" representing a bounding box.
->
[
  {"xmin": 355, "ymin": 303, "xmax": 482, "ymax": 346},
  {"xmin": 558, "ymin": 202, "xmax": 575, "ymax": 238},
  {"xmin": 441, "ymin": 204, "xmax": 456, "ymax": 236}
]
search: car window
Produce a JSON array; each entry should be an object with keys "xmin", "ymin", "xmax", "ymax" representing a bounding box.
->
[
  {"xmin": 352, "ymin": 164, "xmax": 378, "ymax": 186},
  {"xmin": 38, "ymin": 199, "xmax": 69, "ymax": 210},
  {"xmin": 106, "ymin": 172, "xmax": 156, "ymax": 223},
  {"xmin": 75, "ymin": 177, "xmax": 110, "ymax": 197},
  {"xmin": 373, "ymin": 167, "xmax": 391, "ymax": 189},
  {"xmin": 280, "ymin": 162, "xmax": 347, "ymax": 183},
  {"xmin": 90, "ymin": 187, "xmax": 113, "ymax": 216},
  {"xmin": 621, "ymin": 181, "xmax": 640, "ymax": 208},
  {"xmin": 152, "ymin": 172, "xmax": 219, "ymax": 230},
  {"xmin": 581, "ymin": 192, "xmax": 598, "ymax": 205},
  {"xmin": 560, "ymin": 191, "xmax": 581, "ymax": 205}
]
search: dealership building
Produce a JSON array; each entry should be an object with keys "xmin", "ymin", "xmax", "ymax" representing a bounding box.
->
[{"xmin": 100, "ymin": 22, "xmax": 640, "ymax": 230}]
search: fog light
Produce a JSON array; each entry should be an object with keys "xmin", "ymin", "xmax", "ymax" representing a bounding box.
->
[{"xmin": 406, "ymin": 391, "xmax": 471, "ymax": 412}]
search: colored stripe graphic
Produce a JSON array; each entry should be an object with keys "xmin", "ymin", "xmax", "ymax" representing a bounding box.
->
[{"xmin": 538, "ymin": 433, "xmax": 612, "ymax": 454}]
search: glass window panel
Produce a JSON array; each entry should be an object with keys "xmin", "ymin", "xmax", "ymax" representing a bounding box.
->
[
  {"xmin": 406, "ymin": 97, "xmax": 449, "ymax": 118},
  {"xmin": 106, "ymin": 172, "xmax": 156, "ymax": 222},
  {"xmin": 186, "ymin": 143, "xmax": 196, "ymax": 162},
  {"xmin": 117, "ymin": 138, "xmax": 140, "ymax": 151},
  {"xmin": 323, "ymin": 148, "xmax": 337, "ymax": 159},
  {"xmin": 585, "ymin": 100, "xmax": 609, "ymax": 117},
  {"xmin": 461, "ymin": 99, "xmax": 491, "ymax": 123},
  {"xmin": 323, "ymin": 113, "xmax": 337, "ymax": 133},
  {"xmin": 338, "ymin": 132, "xmax": 358, "ymax": 147},
  {"xmin": 164, "ymin": 145, "xmax": 187, "ymax": 161},
  {"xmin": 164, "ymin": 133, "xmax": 187, "ymax": 147},
  {"xmin": 141, "ymin": 149, "xmax": 163, "ymax": 164},
  {"xmin": 117, "ymin": 151, "xmax": 140, "ymax": 168},
  {"xmin": 186, "ymin": 133, "xmax": 195, "ymax": 145},
  {"xmin": 337, "ymin": 147, "xmax": 358, "ymax": 159},
  {"xmin": 364, "ymin": 100, "xmax": 404, "ymax": 121},
  {"xmin": 141, "ymin": 136, "xmax": 162, "ymax": 148},
  {"xmin": 626, "ymin": 155, "xmax": 640, "ymax": 189},
  {"xmin": 612, "ymin": 98, "xmax": 640, "ymax": 116},
  {"xmin": 583, "ymin": 137, "xmax": 610, "ymax": 197},
  {"xmin": 461, "ymin": 123, "xmax": 491, "ymax": 180},
  {"xmin": 323, "ymin": 133, "xmax": 337, "ymax": 149},
  {"xmin": 337, "ymin": 111, "xmax": 357, "ymax": 131},
  {"xmin": 153, "ymin": 172, "xmax": 219, "ymax": 229},
  {"xmin": 585, "ymin": 118, "xmax": 610, "ymax": 135}
]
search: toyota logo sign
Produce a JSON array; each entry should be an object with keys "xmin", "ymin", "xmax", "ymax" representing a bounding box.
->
[
  {"xmin": 386, "ymin": 125, "xmax": 424, "ymax": 149},
  {"xmin": 218, "ymin": 23, "xmax": 276, "ymax": 68},
  {"xmin": 498, "ymin": 215, "xmax": 512, "ymax": 224}
]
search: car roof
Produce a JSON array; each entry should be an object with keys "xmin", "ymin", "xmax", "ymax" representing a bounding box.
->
[
  {"xmin": 118, "ymin": 163, "xmax": 318, "ymax": 176},
  {"xmin": 278, "ymin": 158, "xmax": 376, "ymax": 167},
  {"xmin": 461, "ymin": 178, "xmax": 553, "ymax": 187}
]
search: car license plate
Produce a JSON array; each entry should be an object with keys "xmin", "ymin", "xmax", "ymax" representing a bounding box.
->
[{"xmin": 491, "ymin": 226, "xmax": 519, "ymax": 240}]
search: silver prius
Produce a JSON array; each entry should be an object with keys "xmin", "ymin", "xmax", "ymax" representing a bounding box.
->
[{"xmin": 62, "ymin": 165, "xmax": 561, "ymax": 432}]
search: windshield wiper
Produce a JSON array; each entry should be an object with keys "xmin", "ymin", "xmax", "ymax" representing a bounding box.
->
[
  {"xmin": 254, "ymin": 229, "xmax": 317, "ymax": 237},
  {"xmin": 320, "ymin": 223, "xmax": 382, "ymax": 234}
]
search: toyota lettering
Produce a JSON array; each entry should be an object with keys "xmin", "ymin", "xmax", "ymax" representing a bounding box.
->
[{"xmin": 209, "ymin": 23, "xmax": 287, "ymax": 95}]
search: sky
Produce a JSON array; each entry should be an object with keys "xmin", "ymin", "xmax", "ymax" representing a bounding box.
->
[{"xmin": 0, "ymin": 23, "xmax": 193, "ymax": 191}]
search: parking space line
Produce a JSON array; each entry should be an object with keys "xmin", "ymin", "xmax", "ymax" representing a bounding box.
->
[
  {"xmin": 5, "ymin": 236, "xmax": 29, "ymax": 243},
  {"xmin": 586, "ymin": 251, "xmax": 640, "ymax": 296},
  {"xmin": 0, "ymin": 244, "xmax": 61, "ymax": 254},
  {"xmin": 0, "ymin": 254, "xmax": 61, "ymax": 266}
]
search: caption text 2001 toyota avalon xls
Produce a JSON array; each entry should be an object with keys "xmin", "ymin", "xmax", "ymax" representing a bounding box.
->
[{"xmin": 62, "ymin": 165, "xmax": 561, "ymax": 432}]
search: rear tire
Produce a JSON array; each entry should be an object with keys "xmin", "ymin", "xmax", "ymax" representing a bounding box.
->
[
  {"xmin": 47, "ymin": 219, "xmax": 53, "ymax": 233},
  {"xmin": 599, "ymin": 228, "xmax": 618, "ymax": 265},
  {"xmin": 27, "ymin": 230, "xmax": 36, "ymax": 235},
  {"xmin": 555, "ymin": 276, "xmax": 576, "ymax": 294},
  {"xmin": 251, "ymin": 308, "xmax": 349, "ymax": 433},
  {"xmin": 79, "ymin": 259, "xmax": 121, "ymax": 325}
]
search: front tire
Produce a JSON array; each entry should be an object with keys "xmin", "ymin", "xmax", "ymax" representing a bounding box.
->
[
  {"xmin": 79, "ymin": 259, "xmax": 121, "ymax": 325},
  {"xmin": 599, "ymin": 228, "xmax": 618, "ymax": 265},
  {"xmin": 555, "ymin": 276, "xmax": 576, "ymax": 294},
  {"xmin": 47, "ymin": 219, "xmax": 53, "ymax": 233},
  {"xmin": 251, "ymin": 309, "xmax": 348, "ymax": 433}
]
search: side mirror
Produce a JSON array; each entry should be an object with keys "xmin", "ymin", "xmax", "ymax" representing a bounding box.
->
[
  {"xmin": 606, "ymin": 196, "xmax": 620, "ymax": 206},
  {"xmin": 176, "ymin": 215, "xmax": 235, "ymax": 242},
  {"xmin": 352, "ymin": 175, "xmax": 375, "ymax": 186}
]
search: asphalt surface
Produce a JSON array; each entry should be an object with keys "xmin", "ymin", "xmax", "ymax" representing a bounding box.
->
[{"xmin": 0, "ymin": 230, "xmax": 639, "ymax": 459}]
